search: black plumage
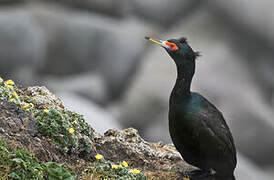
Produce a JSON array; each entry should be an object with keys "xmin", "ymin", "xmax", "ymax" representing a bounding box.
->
[{"xmin": 146, "ymin": 37, "xmax": 237, "ymax": 179}]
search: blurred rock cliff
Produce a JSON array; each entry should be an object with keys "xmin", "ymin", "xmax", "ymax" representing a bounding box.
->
[{"xmin": 0, "ymin": 1, "xmax": 274, "ymax": 179}]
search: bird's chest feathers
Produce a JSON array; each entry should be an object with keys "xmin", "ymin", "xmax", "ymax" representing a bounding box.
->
[{"xmin": 169, "ymin": 95, "xmax": 206, "ymax": 134}]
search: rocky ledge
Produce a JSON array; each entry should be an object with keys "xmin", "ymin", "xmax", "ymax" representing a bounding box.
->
[{"xmin": 0, "ymin": 79, "xmax": 194, "ymax": 179}]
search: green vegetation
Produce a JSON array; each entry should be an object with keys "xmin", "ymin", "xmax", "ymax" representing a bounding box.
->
[
  {"xmin": 87, "ymin": 154, "xmax": 147, "ymax": 180},
  {"xmin": 0, "ymin": 139, "xmax": 76, "ymax": 180},
  {"xmin": 0, "ymin": 79, "xmax": 34, "ymax": 114},
  {"xmin": 8, "ymin": 149, "xmax": 44, "ymax": 180},
  {"xmin": 42, "ymin": 162, "xmax": 76, "ymax": 180},
  {"xmin": 35, "ymin": 109, "xmax": 93, "ymax": 154},
  {"xmin": 0, "ymin": 79, "xmax": 21, "ymax": 104},
  {"xmin": 0, "ymin": 140, "xmax": 11, "ymax": 179},
  {"xmin": 0, "ymin": 78, "xmax": 148, "ymax": 179},
  {"xmin": 0, "ymin": 78, "xmax": 93, "ymax": 154}
]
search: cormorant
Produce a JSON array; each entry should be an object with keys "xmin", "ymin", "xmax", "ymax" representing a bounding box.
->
[{"xmin": 145, "ymin": 36, "xmax": 237, "ymax": 179}]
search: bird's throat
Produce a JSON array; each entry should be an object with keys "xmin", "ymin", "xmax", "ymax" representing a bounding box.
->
[{"xmin": 171, "ymin": 63, "xmax": 195, "ymax": 98}]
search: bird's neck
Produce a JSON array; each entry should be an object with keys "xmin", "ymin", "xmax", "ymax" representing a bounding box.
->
[{"xmin": 171, "ymin": 63, "xmax": 195, "ymax": 98}]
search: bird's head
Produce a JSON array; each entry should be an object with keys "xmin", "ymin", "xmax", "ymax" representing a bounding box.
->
[{"xmin": 145, "ymin": 36, "xmax": 200, "ymax": 66}]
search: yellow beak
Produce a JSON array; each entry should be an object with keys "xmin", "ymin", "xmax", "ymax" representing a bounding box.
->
[{"xmin": 145, "ymin": 36, "xmax": 165, "ymax": 47}]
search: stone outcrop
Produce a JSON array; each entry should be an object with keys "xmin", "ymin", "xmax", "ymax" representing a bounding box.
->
[{"xmin": 0, "ymin": 85, "xmax": 193, "ymax": 179}]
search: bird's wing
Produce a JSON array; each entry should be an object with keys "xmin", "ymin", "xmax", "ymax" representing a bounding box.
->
[{"xmin": 194, "ymin": 94, "xmax": 236, "ymax": 157}]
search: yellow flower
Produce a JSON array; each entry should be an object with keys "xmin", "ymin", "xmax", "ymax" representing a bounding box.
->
[
  {"xmin": 129, "ymin": 169, "xmax": 140, "ymax": 174},
  {"xmin": 21, "ymin": 104, "xmax": 29, "ymax": 109},
  {"xmin": 73, "ymin": 120, "xmax": 78, "ymax": 124},
  {"xmin": 122, "ymin": 161, "xmax": 128, "ymax": 168},
  {"xmin": 9, "ymin": 98, "xmax": 15, "ymax": 102},
  {"xmin": 111, "ymin": 164, "xmax": 119, "ymax": 169},
  {"xmin": 95, "ymin": 154, "xmax": 103, "ymax": 160},
  {"xmin": 43, "ymin": 109, "xmax": 49, "ymax": 113},
  {"xmin": 5, "ymin": 79, "xmax": 14, "ymax": 85},
  {"xmin": 5, "ymin": 84, "xmax": 14, "ymax": 89},
  {"xmin": 0, "ymin": 77, "xmax": 3, "ymax": 83},
  {"xmin": 69, "ymin": 128, "xmax": 75, "ymax": 134},
  {"xmin": 13, "ymin": 92, "xmax": 19, "ymax": 99}
]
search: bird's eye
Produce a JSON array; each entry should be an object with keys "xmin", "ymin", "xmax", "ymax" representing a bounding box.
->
[{"xmin": 165, "ymin": 42, "xmax": 179, "ymax": 51}]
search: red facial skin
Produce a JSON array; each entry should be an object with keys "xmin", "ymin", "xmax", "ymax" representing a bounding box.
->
[{"xmin": 165, "ymin": 41, "xmax": 179, "ymax": 51}]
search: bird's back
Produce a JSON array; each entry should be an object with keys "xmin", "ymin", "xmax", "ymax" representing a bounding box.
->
[{"xmin": 169, "ymin": 92, "xmax": 237, "ymax": 176}]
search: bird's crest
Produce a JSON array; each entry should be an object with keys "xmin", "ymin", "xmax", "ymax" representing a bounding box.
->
[
  {"xmin": 179, "ymin": 37, "xmax": 201, "ymax": 59},
  {"xmin": 179, "ymin": 37, "xmax": 188, "ymax": 44}
]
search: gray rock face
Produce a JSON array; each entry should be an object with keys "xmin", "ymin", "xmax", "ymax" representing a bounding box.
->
[
  {"xmin": 48, "ymin": 0, "xmax": 130, "ymax": 17},
  {"xmin": 208, "ymin": 0, "xmax": 274, "ymax": 42},
  {"xmin": 131, "ymin": 0, "xmax": 199, "ymax": 26},
  {"xmin": 33, "ymin": 4, "xmax": 148, "ymax": 101},
  {"xmin": 46, "ymin": 73, "xmax": 108, "ymax": 105},
  {"xmin": 94, "ymin": 128, "xmax": 194, "ymax": 172},
  {"xmin": 235, "ymin": 154, "xmax": 273, "ymax": 180},
  {"xmin": 0, "ymin": 8, "xmax": 45, "ymax": 77},
  {"xmin": 0, "ymin": 2, "xmax": 149, "ymax": 104},
  {"xmin": 0, "ymin": 0, "xmax": 24, "ymax": 5},
  {"xmin": 207, "ymin": 0, "xmax": 274, "ymax": 103}
]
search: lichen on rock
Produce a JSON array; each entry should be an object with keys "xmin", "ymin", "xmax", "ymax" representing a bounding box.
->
[
  {"xmin": 23, "ymin": 86, "xmax": 64, "ymax": 111},
  {"xmin": 0, "ymin": 79, "xmax": 194, "ymax": 179},
  {"xmin": 94, "ymin": 128, "xmax": 195, "ymax": 176}
]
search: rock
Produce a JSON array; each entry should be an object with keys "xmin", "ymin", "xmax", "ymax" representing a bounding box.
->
[
  {"xmin": 56, "ymin": 91, "xmax": 122, "ymax": 134},
  {"xmin": 94, "ymin": 18, "xmax": 148, "ymax": 100},
  {"xmin": 45, "ymin": 73, "xmax": 109, "ymax": 105},
  {"xmin": 0, "ymin": 100, "xmax": 36, "ymax": 136},
  {"xmin": 204, "ymin": 0, "xmax": 274, "ymax": 106},
  {"xmin": 0, "ymin": 100, "xmax": 79, "ymax": 164},
  {"xmin": 93, "ymin": 128, "xmax": 194, "ymax": 172},
  {"xmin": 47, "ymin": 0, "xmax": 130, "ymax": 17},
  {"xmin": 24, "ymin": 86, "xmax": 64, "ymax": 111},
  {"xmin": 0, "ymin": 0, "xmax": 25, "ymax": 5},
  {"xmin": 0, "ymin": 83, "xmax": 195, "ymax": 179},
  {"xmin": 131, "ymin": 0, "xmax": 200, "ymax": 26},
  {"xmin": 0, "ymin": 87, "xmax": 96, "ymax": 173},
  {"xmin": 235, "ymin": 154, "xmax": 273, "ymax": 180},
  {"xmin": 0, "ymin": 8, "xmax": 45, "ymax": 78},
  {"xmin": 33, "ymin": 4, "xmax": 148, "ymax": 101},
  {"xmin": 208, "ymin": 0, "xmax": 274, "ymax": 43}
]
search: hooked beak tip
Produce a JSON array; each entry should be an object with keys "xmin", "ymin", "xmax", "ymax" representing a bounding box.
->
[{"xmin": 145, "ymin": 36, "xmax": 150, "ymax": 40}]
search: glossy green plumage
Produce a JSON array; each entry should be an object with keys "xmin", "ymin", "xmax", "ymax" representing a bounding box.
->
[{"xmin": 165, "ymin": 38, "xmax": 237, "ymax": 178}]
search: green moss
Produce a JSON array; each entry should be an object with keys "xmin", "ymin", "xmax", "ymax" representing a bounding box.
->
[
  {"xmin": 0, "ymin": 138, "xmax": 76, "ymax": 180},
  {"xmin": 35, "ymin": 109, "xmax": 93, "ymax": 154}
]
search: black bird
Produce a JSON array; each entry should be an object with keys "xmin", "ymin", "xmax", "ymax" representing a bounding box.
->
[{"xmin": 145, "ymin": 36, "xmax": 237, "ymax": 179}]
